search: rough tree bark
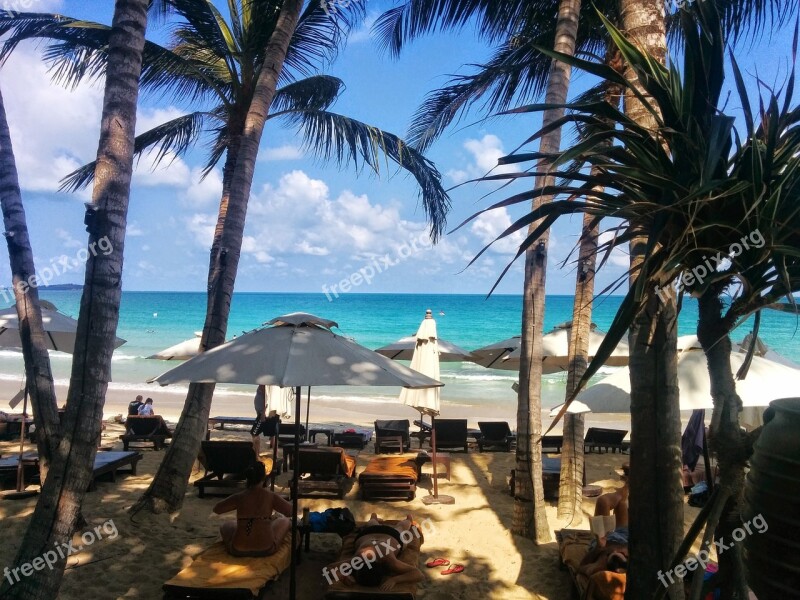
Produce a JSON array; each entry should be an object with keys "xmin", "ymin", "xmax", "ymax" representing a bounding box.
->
[
  {"xmin": 617, "ymin": 0, "xmax": 684, "ymax": 597},
  {"xmin": 0, "ymin": 1, "xmax": 148, "ymax": 598},
  {"xmin": 514, "ymin": 0, "xmax": 581, "ymax": 542},
  {"xmin": 0, "ymin": 86, "xmax": 60, "ymax": 479},
  {"xmin": 132, "ymin": 0, "xmax": 304, "ymax": 514}
]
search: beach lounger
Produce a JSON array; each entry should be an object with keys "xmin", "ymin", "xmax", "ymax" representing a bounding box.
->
[
  {"xmin": 0, "ymin": 452, "xmax": 39, "ymax": 489},
  {"xmin": 332, "ymin": 432, "xmax": 369, "ymax": 449},
  {"xmin": 584, "ymin": 428, "xmax": 628, "ymax": 454},
  {"xmin": 294, "ymin": 447, "xmax": 357, "ymax": 499},
  {"xmin": 162, "ymin": 524, "xmax": 293, "ymax": 600},
  {"xmin": 374, "ymin": 419, "xmax": 411, "ymax": 454},
  {"xmin": 410, "ymin": 419, "xmax": 431, "ymax": 449},
  {"xmin": 120, "ymin": 415, "xmax": 173, "ymax": 451},
  {"xmin": 89, "ymin": 451, "xmax": 142, "ymax": 490},
  {"xmin": 358, "ymin": 456, "xmax": 419, "ymax": 501},
  {"xmin": 278, "ymin": 423, "xmax": 306, "ymax": 445},
  {"xmin": 542, "ymin": 435, "xmax": 564, "ymax": 453},
  {"xmin": 0, "ymin": 413, "xmax": 34, "ymax": 441},
  {"xmin": 477, "ymin": 421, "xmax": 515, "ymax": 452},
  {"xmin": 194, "ymin": 441, "xmax": 277, "ymax": 498},
  {"xmin": 324, "ymin": 520, "xmax": 424, "ymax": 600},
  {"xmin": 556, "ymin": 529, "xmax": 626, "ymax": 600},
  {"xmin": 433, "ymin": 419, "xmax": 468, "ymax": 453}
]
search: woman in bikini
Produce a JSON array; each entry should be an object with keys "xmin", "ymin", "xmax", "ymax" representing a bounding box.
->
[
  {"xmin": 213, "ymin": 461, "xmax": 292, "ymax": 557},
  {"xmin": 333, "ymin": 513, "xmax": 423, "ymax": 591}
]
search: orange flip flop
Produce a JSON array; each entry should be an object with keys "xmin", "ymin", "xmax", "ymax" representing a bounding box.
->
[
  {"xmin": 441, "ymin": 564, "xmax": 465, "ymax": 575},
  {"xmin": 426, "ymin": 558, "xmax": 450, "ymax": 568}
]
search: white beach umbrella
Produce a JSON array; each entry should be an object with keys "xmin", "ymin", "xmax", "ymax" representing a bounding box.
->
[
  {"xmin": 474, "ymin": 322, "xmax": 629, "ymax": 373},
  {"xmin": 736, "ymin": 333, "xmax": 800, "ymax": 369},
  {"xmin": 397, "ymin": 310, "xmax": 452, "ymax": 505},
  {"xmin": 576, "ymin": 347, "xmax": 800, "ymax": 412},
  {"xmin": 549, "ymin": 401, "xmax": 592, "ymax": 417},
  {"xmin": 376, "ymin": 335, "xmax": 474, "ymax": 362},
  {"xmin": 146, "ymin": 332, "xmax": 202, "ymax": 360},
  {"xmin": 149, "ymin": 312, "xmax": 442, "ymax": 600}
]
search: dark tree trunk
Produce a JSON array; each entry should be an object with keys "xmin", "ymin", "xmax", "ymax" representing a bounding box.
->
[
  {"xmin": 132, "ymin": 0, "xmax": 304, "ymax": 514},
  {"xmin": 0, "ymin": 2, "xmax": 148, "ymax": 598},
  {"xmin": 695, "ymin": 291, "xmax": 749, "ymax": 600},
  {"xmin": 0, "ymin": 86, "xmax": 60, "ymax": 479}
]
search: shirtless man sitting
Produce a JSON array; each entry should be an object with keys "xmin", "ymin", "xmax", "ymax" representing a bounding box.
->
[
  {"xmin": 325, "ymin": 513, "xmax": 424, "ymax": 591},
  {"xmin": 594, "ymin": 463, "xmax": 629, "ymax": 527}
]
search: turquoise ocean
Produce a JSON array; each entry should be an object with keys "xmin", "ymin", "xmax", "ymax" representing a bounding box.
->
[{"xmin": 2, "ymin": 291, "xmax": 798, "ymax": 419}]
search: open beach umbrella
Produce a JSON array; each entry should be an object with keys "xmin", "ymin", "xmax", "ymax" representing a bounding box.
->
[
  {"xmin": 146, "ymin": 332, "xmax": 202, "ymax": 360},
  {"xmin": 0, "ymin": 302, "xmax": 125, "ymax": 498},
  {"xmin": 149, "ymin": 312, "xmax": 442, "ymax": 600},
  {"xmin": 473, "ymin": 322, "xmax": 629, "ymax": 373},
  {"xmin": 376, "ymin": 335, "xmax": 474, "ymax": 362},
  {"xmin": 736, "ymin": 333, "xmax": 800, "ymax": 369},
  {"xmin": 398, "ymin": 310, "xmax": 453, "ymax": 505},
  {"xmin": 576, "ymin": 345, "xmax": 800, "ymax": 412}
]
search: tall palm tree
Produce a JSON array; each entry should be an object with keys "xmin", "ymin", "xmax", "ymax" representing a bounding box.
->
[
  {"xmin": 459, "ymin": 3, "xmax": 800, "ymax": 598},
  {"xmin": 0, "ymin": 0, "xmax": 451, "ymax": 512},
  {"xmin": 0, "ymin": 85, "xmax": 61, "ymax": 480},
  {"xmin": 0, "ymin": 2, "xmax": 149, "ymax": 599}
]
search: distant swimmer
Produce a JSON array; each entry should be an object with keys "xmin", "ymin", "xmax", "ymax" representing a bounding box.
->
[{"xmin": 438, "ymin": 311, "xmax": 445, "ymax": 316}]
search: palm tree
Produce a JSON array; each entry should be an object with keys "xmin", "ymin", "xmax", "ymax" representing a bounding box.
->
[
  {"xmin": 0, "ymin": 0, "xmax": 451, "ymax": 512},
  {"xmin": 0, "ymin": 2, "xmax": 149, "ymax": 598},
  {"xmin": 459, "ymin": 3, "xmax": 800, "ymax": 598},
  {"xmin": 0, "ymin": 85, "xmax": 61, "ymax": 480}
]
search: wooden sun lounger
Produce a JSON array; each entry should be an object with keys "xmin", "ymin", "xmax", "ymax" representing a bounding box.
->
[
  {"xmin": 294, "ymin": 447, "xmax": 357, "ymax": 499},
  {"xmin": 1, "ymin": 451, "xmax": 141, "ymax": 491},
  {"xmin": 584, "ymin": 428, "xmax": 629, "ymax": 454},
  {"xmin": 0, "ymin": 415, "xmax": 35, "ymax": 440},
  {"xmin": 557, "ymin": 529, "xmax": 627, "ymax": 600},
  {"xmin": 162, "ymin": 524, "xmax": 293, "ymax": 600},
  {"xmin": 477, "ymin": 421, "xmax": 515, "ymax": 452},
  {"xmin": 121, "ymin": 415, "xmax": 173, "ymax": 451},
  {"xmin": 325, "ymin": 520, "xmax": 424, "ymax": 600},
  {"xmin": 0, "ymin": 452, "xmax": 39, "ymax": 489},
  {"xmin": 358, "ymin": 456, "xmax": 419, "ymax": 501},
  {"xmin": 374, "ymin": 420, "xmax": 411, "ymax": 454},
  {"xmin": 434, "ymin": 419, "xmax": 468, "ymax": 453},
  {"xmin": 542, "ymin": 435, "xmax": 564, "ymax": 453},
  {"xmin": 194, "ymin": 441, "xmax": 278, "ymax": 498}
]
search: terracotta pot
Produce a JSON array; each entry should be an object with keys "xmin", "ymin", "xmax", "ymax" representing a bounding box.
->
[{"xmin": 743, "ymin": 397, "xmax": 800, "ymax": 599}]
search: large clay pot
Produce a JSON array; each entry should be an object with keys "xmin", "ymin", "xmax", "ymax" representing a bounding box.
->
[{"xmin": 743, "ymin": 397, "xmax": 800, "ymax": 599}]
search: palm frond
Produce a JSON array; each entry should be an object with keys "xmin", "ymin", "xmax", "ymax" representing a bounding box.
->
[
  {"xmin": 270, "ymin": 75, "xmax": 344, "ymax": 114},
  {"xmin": 277, "ymin": 109, "xmax": 450, "ymax": 239}
]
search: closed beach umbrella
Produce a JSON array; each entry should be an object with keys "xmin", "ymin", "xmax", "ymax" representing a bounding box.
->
[
  {"xmin": 398, "ymin": 310, "xmax": 453, "ymax": 505},
  {"xmin": 146, "ymin": 333, "xmax": 202, "ymax": 360},
  {"xmin": 376, "ymin": 335, "xmax": 474, "ymax": 362},
  {"xmin": 473, "ymin": 322, "xmax": 629, "ymax": 373},
  {"xmin": 577, "ymin": 345, "xmax": 800, "ymax": 412},
  {"xmin": 149, "ymin": 312, "xmax": 442, "ymax": 600}
]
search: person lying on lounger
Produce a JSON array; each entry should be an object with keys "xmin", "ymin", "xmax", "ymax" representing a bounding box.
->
[
  {"xmin": 213, "ymin": 462, "xmax": 291, "ymax": 557},
  {"xmin": 327, "ymin": 513, "xmax": 424, "ymax": 592},
  {"xmin": 578, "ymin": 527, "xmax": 629, "ymax": 577},
  {"xmin": 594, "ymin": 463, "xmax": 629, "ymax": 527}
]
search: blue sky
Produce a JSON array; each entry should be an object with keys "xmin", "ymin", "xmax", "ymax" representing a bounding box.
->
[{"xmin": 0, "ymin": 0, "xmax": 796, "ymax": 294}]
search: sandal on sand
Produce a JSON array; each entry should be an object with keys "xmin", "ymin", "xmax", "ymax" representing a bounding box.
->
[
  {"xmin": 426, "ymin": 558, "xmax": 450, "ymax": 568},
  {"xmin": 441, "ymin": 564, "xmax": 465, "ymax": 575}
]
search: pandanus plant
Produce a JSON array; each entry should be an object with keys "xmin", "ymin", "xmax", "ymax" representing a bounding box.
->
[{"xmin": 456, "ymin": 2, "xmax": 800, "ymax": 597}]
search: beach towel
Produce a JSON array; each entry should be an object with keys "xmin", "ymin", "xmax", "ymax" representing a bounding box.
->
[
  {"xmin": 360, "ymin": 457, "xmax": 418, "ymax": 480},
  {"xmin": 325, "ymin": 520, "xmax": 424, "ymax": 599},
  {"xmin": 163, "ymin": 527, "xmax": 292, "ymax": 598},
  {"xmin": 682, "ymin": 409, "xmax": 705, "ymax": 471}
]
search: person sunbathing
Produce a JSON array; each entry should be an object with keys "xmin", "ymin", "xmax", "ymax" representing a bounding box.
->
[
  {"xmin": 213, "ymin": 462, "xmax": 291, "ymax": 557},
  {"xmin": 328, "ymin": 513, "xmax": 423, "ymax": 591},
  {"xmin": 594, "ymin": 463, "xmax": 629, "ymax": 527},
  {"xmin": 579, "ymin": 527, "xmax": 629, "ymax": 578}
]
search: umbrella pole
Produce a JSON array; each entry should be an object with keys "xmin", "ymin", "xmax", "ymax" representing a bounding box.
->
[
  {"xmin": 305, "ymin": 387, "xmax": 310, "ymax": 440},
  {"xmin": 290, "ymin": 385, "xmax": 301, "ymax": 600},
  {"xmin": 422, "ymin": 415, "xmax": 454, "ymax": 505}
]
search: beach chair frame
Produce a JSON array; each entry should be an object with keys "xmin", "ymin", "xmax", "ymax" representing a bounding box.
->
[
  {"xmin": 374, "ymin": 419, "xmax": 411, "ymax": 454},
  {"xmin": 433, "ymin": 419, "xmax": 469, "ymax": 453},
  {"xmin": 120, "ymin": 415, "xmax": 172, "ymax": 451},
  {"xmin": 477, "ymin": 421, "xmax": 515, "ymax": 452}
]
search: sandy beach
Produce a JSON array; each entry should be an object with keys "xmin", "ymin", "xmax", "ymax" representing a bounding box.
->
[{"xmin": 0, "ymin": 417, "xmax": 705, "ymax": 600}]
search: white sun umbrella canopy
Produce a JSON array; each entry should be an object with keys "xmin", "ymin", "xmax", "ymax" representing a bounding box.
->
[
  {"xmin": 736, "ymin": 333, "xmax": 800, "ymax": 369},
  {"xmin": 577, "ymin": 345, "xmax": 800, "ymax": 413},
  {"xmin": 146, "ymin": 332, "xmax": 203, "ymax": 360},
  {"xmin": 398, "ymin": 311, "xmax": 441, "ymax": 417}
]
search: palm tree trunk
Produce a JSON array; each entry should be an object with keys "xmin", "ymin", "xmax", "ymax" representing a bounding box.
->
[
  {"xmin": 132, "ymin": 0, "xmax": 304, "ymax": 514},
  {"xmin": 0, "ymin": 86, "xmax": 60, "ymax": 479},
  {"xmin": 695, "ymin": 291, "xmax": 749, "ymax": 600},
  {"xmin": 514, "ymin": 0, "xmax": 581, "ymax": 542},
  {"xmin": 617, "ymin": 2, "xmax": 684, "ymax": 597},
  {"xmin": 0, "ymin": 1, "xmax": 148, "ymax": 598},
  {"xmin": 557, "ymin": 212, "xmax": 597, "ymax": 521}
]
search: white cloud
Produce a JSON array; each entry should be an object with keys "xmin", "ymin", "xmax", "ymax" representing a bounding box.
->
[
  {"xmin": 259, "ymin": 144, "xmax": 303, "ymax": 161},
  {"xmin": 55, "ymin": 228, "xmax": 82, "ymax": 249},
  {"xmin": 347, "ymin": 12, "xmax": 378, "ymax": 44},
  {"xmin": 186, "ymin": 213, "xmax": 216, "ymax": 248},
  {"xmin": 133, "ymin": 148, "xmax": 192, "ymax": 188},
  {"xmin": 183, "ymin": 167, "xmax": 223, "ymax": 206},
  {"xmin": 598, "ymin": 231, "xmax": 629, "ymax": 268},
  {"xmin": 127, "ymin": 222, "xmax": 144, "ymax": 237},
  {"xmin": 447, "ymin": 134, "xmax": 514, "ymax": 184},
  {"xmin": 470, "ymin": 208, "xmax": 525, "ymax": 254}
]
